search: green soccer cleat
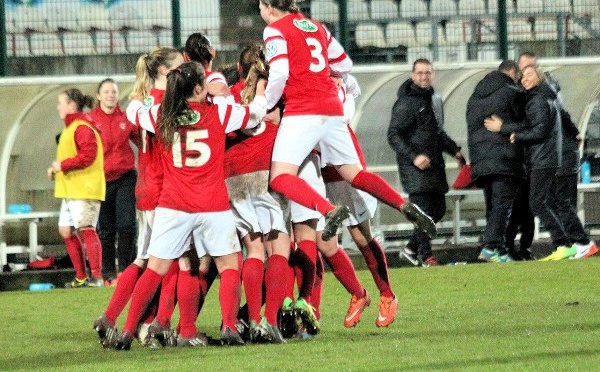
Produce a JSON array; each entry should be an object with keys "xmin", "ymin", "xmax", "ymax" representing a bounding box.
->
[
  {"xmin": 540, "ymin": 246, "xmax": 577, "ymax": 261},
  {"xmin": 293, "ymin": 298, "xmax": 320, "ymax": 336},
  {"xmin": 65, "ymin": 277, "xmax": 89, "ymax": 288},
  {"xmin": 278, "ymin": 297, "xmax": 298, "ymax": 338}
]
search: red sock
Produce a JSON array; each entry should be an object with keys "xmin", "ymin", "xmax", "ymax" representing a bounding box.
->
[
  {"xmin": 140, "ymin": 294, "xmax": 158, "ymax": 326},
  {"xmin": 219, "ymin": 269, "xmax": 241, "ymax": 329},
  {"xmin": 326, "ymin": 248, "xmax": 365, "ymax": 298},
  {"xmin": 312, "ymin": 252, "xmax": 324, "ymax": 320},
  {"xmin": 104, "ymin": 263, "xmax": 142, "ymax": 325},
  {"xmin": 271, "ymin": 174, "xmax": 335, "ymax": 216},
  {"xmin": 78, "ymin": 228, "xmax": 103, "ymax": 279},
  {"xmin": 155, "ymin": 260, "xmax": 179, "ymax": 328},
  {"xmin": 264, "ymin": 254, "xmax": 289, "ymax": 325},
  {"xmin": 64, "ymin": 235, "xmax": 86, "ymax": 280},
  {"xmin": 123, "ymin": 268, "xmax": 162, "ymax": 335},
  {"xmin": 295, "ymin": 240, "xmax": 317, "ymax": 299},
  {"xmin": 351, "ymin": 170, "xmax": 406, "ymax": 210},
  {"xmin": 176, "ymin": 270, "xmax": 199, "ymax": 338},
  {"xmin": 242, "ymin": 258, "xmax": 264, "ymax": 324},
  {"xmin": 359, "ymin": 239, "xmax": 394, "ymax": 298}
]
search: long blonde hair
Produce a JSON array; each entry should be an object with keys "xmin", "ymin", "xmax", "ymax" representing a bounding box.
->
[{"xmin": 129, "ymin": 47, "xmax": 181, "ymax": 100}]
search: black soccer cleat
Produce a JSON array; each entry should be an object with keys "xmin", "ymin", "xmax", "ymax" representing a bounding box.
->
[
  {"xmin": 147, "ymin": 320, "xmax": 177, "ymax": 347},
  {"xmin": 115, "ymin": 331, "xmax": 134, "ymax": 351},
  {"xmin": 400, "ymin": 202, "xmax": 437, "ymax": 238},
  {"xmin": 93, "ymin": 314, "xmax": 119, "ymax": 348},
  {"xmin": 322, "ymin": 206, "xmax": 350, "ymax": 241},
  {"xmin": 220, "ymin": 326, "xmax": 245, "ymax": 346},
  {"xmin": 277, "ymin": 297, "xmax": 298, "ymax": 339}
]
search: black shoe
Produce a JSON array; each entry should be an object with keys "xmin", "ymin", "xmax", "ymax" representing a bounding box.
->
[
  {"xmin": 507, "ymin": 248, "xmax": 523, "ymax": 261},
  {"xmin": 400, "ymin": 202, "xmax": 436, "ymax": 238},
  {"xmin": 322, "ymin": 206, "xmax": 350, "ymax": 241},
  {"xmin": 234, "ymin": 318, "xmax": 250, "ymax": 342},
  {"xmin": 115, "ymin": 331, "xmax": 134, "ymax": 351},
  {"xmin": 221, "ymin": 327, "xmax": 245, "ymax": 345},
  {"xmin": 399, "ymin": 247, "xmax": 420, "ymax": 266},
  {"xmin": 93, "ymin": 314, "xmax": 118, "ymax": 348},
  {"xmin": 177, "ymin": 332, "xmax": 208, "ymax": 347},
  {"xmin": 519, "ymin": 248, "xmax": 536, "ymax": 261},
  {"xmin": 277, "ymin": 297, "xmax": 298, "ymax": 339},
  {"xmin": 148, "ymin": 320, "xmax": 177, "ymax": 347}
]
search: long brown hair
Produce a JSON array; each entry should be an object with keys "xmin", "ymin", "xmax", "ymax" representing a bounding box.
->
[
  {"xmin": 129, "ymin": 47, "xmax": 181, "ymax": 100},
  {"xmin": 64, "ymin": 88, "xmax": 95, "ymax": 112},
  {"xmin": 239, "ymin": 44, "xmax": 268, "ymax": 104},
  {"xmin": 259, "ymin": 0, "xmax": 299, "ymax": 13},
  {"xmin": 157, "ymin": 62, "xmax": 206, "ymax": 147}
]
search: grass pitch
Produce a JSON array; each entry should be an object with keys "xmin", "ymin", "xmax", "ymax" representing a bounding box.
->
[{"xmin": 1, "ymin": 258, "xmax": 600, "ymax": 372}]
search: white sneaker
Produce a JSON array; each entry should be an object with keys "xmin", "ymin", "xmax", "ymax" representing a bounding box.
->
[{"xmin": 570, "ymin": 241, "xmax": 599, "ymax": 259}]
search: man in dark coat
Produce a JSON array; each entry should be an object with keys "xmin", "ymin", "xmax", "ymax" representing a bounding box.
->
[
  {"xmin": 388, "ymin": 59, "xmax": 465, "ymax": 267},
  {"xmin": 466, "ymin": 60, "xmax": 526, "ymax": 262}
]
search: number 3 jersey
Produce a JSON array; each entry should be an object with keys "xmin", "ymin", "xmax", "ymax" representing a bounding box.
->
[
  {"xmin": 262, "ymin": 12, "xmax": 351, "ymax": 116},
  {"xmin": 140, "ymin": 98, "xmax": 267, "ymax": 213}
]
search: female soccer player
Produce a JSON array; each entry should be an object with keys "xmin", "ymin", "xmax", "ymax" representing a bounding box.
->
[
  {"xmin": 114, "ymin": 61, "xmax": 268, "ymax": 350},
  {"xmin": 49, "ymin": 88, "xmax": 104, "ymax": 289}
]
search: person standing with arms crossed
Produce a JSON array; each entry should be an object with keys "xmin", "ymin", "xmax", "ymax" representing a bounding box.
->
[{"xmin": 388, "ymin": 59, "xmax": 465, "ymax": 267}]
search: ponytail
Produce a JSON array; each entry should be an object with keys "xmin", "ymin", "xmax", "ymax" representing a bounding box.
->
[
  {"xmin": 64, "ymin": 88, "xmax": 95, "ymax": 112},
  {"xmin": 129, "ymin": 47, "xmax": 182, "ymax": 100}
]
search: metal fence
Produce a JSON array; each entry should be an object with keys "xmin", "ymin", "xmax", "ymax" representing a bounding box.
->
[{"xmin": 2, "ymin": 0, "xmax": 600, "ymax": 76}]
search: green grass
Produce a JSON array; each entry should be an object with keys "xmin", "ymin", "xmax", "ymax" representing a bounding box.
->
[{"xmin": 1, "ymin": 259, "xmax": 600, "ymax": 372}]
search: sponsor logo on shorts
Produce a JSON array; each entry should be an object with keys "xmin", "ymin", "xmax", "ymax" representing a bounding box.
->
[{"xmin": 293, "ymin": 19, "xmax": 318, "ymax": 32}]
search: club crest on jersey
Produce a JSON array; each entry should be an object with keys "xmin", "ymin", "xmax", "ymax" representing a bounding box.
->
[
  {"xmin": 293, "ymin": 19, "xmax": 318, "ymax": 32},
  {"xmin": 144, "ymin": 95, "xmax": 155, "ymax": 107},
  {"xmin": 265, "ymin": 43, "xmax": 277, "ymax": 60},
  {"xmin": 177, "ymin": 110, "xmax": 200, "ymax": 126}
]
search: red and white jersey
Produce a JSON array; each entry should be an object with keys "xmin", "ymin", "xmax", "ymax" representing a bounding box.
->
[
  {"xmin": 126, "ymin": 88, "xmax": 165, "ymax": 211},
  {"xmin": 263, "ymin": 12, "xmax": 352, "ymax": 116},
  {"xmin": 206, "ymin": 70, "xmax": 228, "ymax": 86},
  {"xmin": 138, "ymin": 97, "xmax": 267, "ymax": 212}
]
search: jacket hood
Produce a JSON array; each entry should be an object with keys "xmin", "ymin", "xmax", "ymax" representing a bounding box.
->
[
  {"xmin": 472, "ymin": 71, "xmax": 516, "ymax": 98},
  {"xmin": 527, "ymin": 80, "xmax": 557, "ymax": 100},
  {"xmin": 397, "ymin": 78, "xmax": 434, "ymax": 99}
]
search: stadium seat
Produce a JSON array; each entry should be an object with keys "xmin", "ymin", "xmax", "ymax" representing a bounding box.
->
[
  {"xmin": 181, "ymin": 0, "xmax": 221, "ymax": 36},
  {"xmin": 310, "ymin": 0, "xmax": 339, "ymax": 22},
  {"xmin": 108, "ymin": 1, "xmax": 144, "ymax": 30},
  {"xmin": 444, "ymin": 20, "xmax": 470, "ymax": 44},
  {"xmin": 458, "ymin": 0, "xmax": 486, "ymax": 16},
  {"xmin": 5, "ymin": 4, "xmax": 17, "ymax": 34},
  {"xmin": 385, "ymin": 21, "xmax": 417, "ymax": 47},
  {"xmin": 157, "ymin": 30, "xmax": 174, "ymax": 48},
  {"xmin": 479, "ymin": 18, "xmax": 498, "ymax": 42},
  {"xmin": 142, "ymin": 0, "xmax": 173, "ymax": 30},
  {"xmin": 407, "ymin": 46, "xmax": 433, "ymax": 62},
  {"xmin": 400, "ymin": 0, "xmax": 429, "ymax": 19},
  {"xmin": 94, "ymin": 31, "xmax": 128, "ymax": 55},
  {"xmin": 354, "ymin": 23, "xmax": 387, "ymax": 48},
  {"xmin": 6, "ymin": 34, "xmax": 31, "ymax": 57},
  {"xmin": 514, "ymin": 0, "xmax": 544, "ymax": 15},
  {"xmin": 370, "ymin": 0, "xmax": 399, "ymax": 21},
  {"xmin": 547, "ymin": 0, "xmax": 573, "ymax": 14},
  {"xmin": 438, "ymin": 44, "xmax": 467, "ymax": 63},
  {"xmin": 508, "ymin": 18, "xmax": 533, "ymax": 41},
  {"xmin": 416, "ymin": 21, "xmax": 435, "ymax": 45},
  {"xmin": 78, "ymin": 3, "xmax": 112, "ymax": 31},
  {"xmin": 30, "ymin": 33, "xmax": 64, "ymax": 56},
  {"xmin": 429, "ymin": 0, "xmax": 458, "ymax": 17},
  {"xmin": 43, "ymin": 1, "xmax": 79, "ymax": 31},
  {"xmin": 573, "ymin": 0, "xmax": 600, "ymax": 17},
  {"xmin": 487, "ymin": 0, "xmax": 516, "ymax": 14},
  {"xmin": 126, "ymin": 30, "xmax": 161, "ymax": 54},
  {"xmin": 13, "ymin": 4, "xmax": 49, "ymax": 33},
  {"xmin": 348, "ymin": 0, "xmax": 370, "ymax": 21},
  {"xmin": 534, "ymin": 18, "xmax": 558, "ymax": 40},
  {"xmin": 62, "ymin": 32, "xmax": 96, "ymax": 56}
]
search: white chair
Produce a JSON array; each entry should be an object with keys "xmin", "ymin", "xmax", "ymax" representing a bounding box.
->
[
  {"xmin": 534, "ymin": 18, "xmax": 557, "ymax": 40},
  {"xmin": 62, "ymin": 32, "xmax": 96, "ymax": 55},
  {"xmin": 157, "ymin": 30, "xmax": 174, "ymax": 47},
  {"xmin": 30, "ymin": 33, "xmax": 64, "ymax": 56},
  {"xmin": 44, "ymin": 1, "xmax": 79, "ymax": 31},
  {"xmin": 348, "ymin": 0, "xmax": 370, "ymax": 21},
  {"xmin": 508, "ymin": 18, "xmax": 533, "ymax": 41},
  {"xmin": 546, "ymin": 0, "xmax": 573, "ymax": 13},
  {"xmin": 429, "ymin": 0, "xmax": 458, "ymax": 17},
  {"xmin": 354, "ymin": 23, "xmax": 387, "ymax": 48},
  {"xmin": 416, "ymin": 21, "xmax": 445, "ymax": 46},
  {"xmin": 78, "ymin": 3, "xmax": 112, "ymax": 31},
  {"xmin": 514, "ymin": 0, "xmax": 544, "ymax": 15},
  {"xmin": 13, "ymin": 5, "xmax": 49, "ymax": 33},
  {"xmin": 573, "ymin": 0, "xmax": 600, "ymax": 16},
  {"xmin": 180, "ymin": 0, "xmax": 221, "ymax": 34},
  {"xmin": 142, "ymin": 0, "xmax": 173, "ymax": 30},
  {"xmin": 94, "ymin": 31, "xmax": 129, "ymax": 55},
  {"xmin": 310, "ymin": 0, "xmax": 339, "ymax": 22},
  {"xmin": 401, "ymin": 0, "xmax": 429, "ymax": 19},
  {"xmin": 487, "ymin": 0, "xmax": 516, "ymax": 14},
  {"xmin": 7, "ymin": 34, "xmax": 31, "ymax": 57},
  {"xmin": 108, "ymin": 1, "xmax": 144, "ymax": 30},
  {"xmin": 444, "ymin": 20, "xmax": 470, "ymax": 44},
  {"xmin": 5, "ymin": 4, "xmax": 17, "ymax": 33},
  {"xmin": 386, "ymin": 21, "xmax": 417, "ymax": 47},
  {"xmin": 126, "ymin": 30, "xmax": 160, "ymax": 54},
  {"xmin": 438, "ymin": 44, "xmax": 467, "ymax": 62},
  {"xmin": 370, "ymin": 0, "xmax": 399, "ymax": 21},
  {"xmin": 479, "ymin": 18, "xmax": 497, "ymax": 42},
  {"xmin": 407, "ymin": 46, "xmax": 433, "ymax": 62},
  {"xmin": 458, "ymin": 0, "xmax": 486, "ymax": 16}
]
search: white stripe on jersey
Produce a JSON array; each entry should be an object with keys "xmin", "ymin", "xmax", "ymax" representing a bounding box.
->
[
  {"xmin": 217, "ymin": 95, "xmax": 268, "ymax": 133},
  {"xmin": 325, "ymin": 27, "xmax": 352, "ymax": 75},
  {"xmin": 125, "ymin": 100, "xmax": 145, "ymax": 125},
  {"xmin": 263, "ymin": 26, "xmax": 289, "ymax": 110},
  {"xmin": 137, "ymin": 105, "xmax": 160, "ymax": 134}
]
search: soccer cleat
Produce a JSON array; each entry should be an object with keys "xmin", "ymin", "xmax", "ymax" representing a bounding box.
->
[
  {"xmin": 147, "ymin": 320, "xmax": 177, "ymax": 347},
  {"xmin": 277, "ymin": 297, "xmax": 298, "ymax": 338},
  {"xmin": 293, "ymin": 298, "xmax": 320, "ymax": 335},
  {"xmin": 400, "ymin": 202, "xmax": 437, "ymax": 238},
  {"xmin": 421, "ymin": 256, "xmax": 439, "ymax": 267},
  {"xmin": 220, "ymin": 326, "xmax": 245, "ymax": 345},
  {"xmin": 343, "ymin": 292, "xmax": 371, "ymax": 328},
  {"xmin": 248, "ymin": 320, "xmax": 268, "ymax": 343},
  {"xmin": 376, "ymin": 295, "xmax": 398, "ymax": 328},
  {"xmin": 234, "ymin": 318, "xmax": 250, "ymax": 342},
  {"xmin": 498, "ymin": 254, "xmax": 514, "ymax": 263},
  {"xmin": 399, "ymin": 247, "xmax": 420, "ymax": 266},
  {"xmin": 88, "ymin": 277, "xmax": 104, "ymax": 287},
  {"xmin": 571, "ymin": 241, "xmax": 599, "ymax": 259},
  {"xmin": 93, "ymin": 314, "xmax": 118, "ymax": 348},
  {"xmin": 478, "ymin": 248, "xmax": 501, "ymax": 262},
  {"xmin": 518, "ymin": 249, "xmax": 536, "ymax": 261},
  {"xmin": 322, "ymin": 206, "xmax": 350, "ymax": 241},
  {"xmin": 260, "ymin": 318, "xmax": 286, "ymax": 344},
  {"xmin": 65, "ymin": 277, "xmax": 89, "ymax": 288},
  {"xmin": 177, "ymin": 332, "xmax": 208, "ymax": 347},
  {"xmin": 540, "ymin": 246, "xmax": 577, "ymax": 261},
  {"xmin": 115, "ymin": 331, "xmax": 134, "ymax": 351}
]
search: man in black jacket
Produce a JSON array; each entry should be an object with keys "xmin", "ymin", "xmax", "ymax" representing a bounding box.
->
[
  {"xmin": 466, "ymin": 60, "xmax": 526, "ymax": 262},
  {"xmin": 388, "ymin": 59, "xmax": 465, "ymax": 267}
]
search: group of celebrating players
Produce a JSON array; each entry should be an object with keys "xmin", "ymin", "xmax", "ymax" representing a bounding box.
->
[{"xmin": 54, "ymin": 0, "xmax": 437, "ymax": 349}]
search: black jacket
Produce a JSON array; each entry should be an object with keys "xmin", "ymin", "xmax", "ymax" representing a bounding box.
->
[
  {"xmin": 513, "ymin": 82, "xmax": 562, "ymax": 171},
  {"xmin": 466, "ymin": 70, "xmax": 526, "ymax": 182},
  {"xmin": 387, "ymin": 79, "xmax": 461, "ymax": 194}
]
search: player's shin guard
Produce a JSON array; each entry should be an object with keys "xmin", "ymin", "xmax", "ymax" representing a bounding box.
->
[
  {"xmin": 78, "ymin": 227, "xmax": 103, "ymax": 279},
  {"xmin": 242, "ymin": 258, "xmax": 264, "ymax": 324},
  {"xmin": 264, "ymin": 254, "xmax": 289, "ymax": 325},
  {"xmin": 359, "ymin": 239, "xmax": 394, "ymax": 298},
  {"xmin": 326, "ymin": 248, "xmax": 365, "ymax": 298},
  {"xmin": 123, "ymin": 268, "xmax": 162, "ymax": 335},
  {"xmin": 176, "ymin": 270, "xmax": 200, "ymax": 338},
  {"xmin": 351, "ymin": 170, "xmax": 406, "ymax": 210},
  {"xmin": 295, "ymin": 240, "xmax": 317, "ymax": 300},
  {"xmin": 155, "ymin": 261, "xmax": 179, "ymax": 327},
  {"xmin": 219, "ymin": 269, "xmax": 242, "ymax": 329},
  {"xmin": 64, "ymin": 234, "xmax": 87, "ymax": 280},
  {"xmin": 105, "ymin": 263, "xmax": 142, "ymax": 325},
  {"xmin": 271, "ymin": 174, "xmax": 335, "ymax": 216}
]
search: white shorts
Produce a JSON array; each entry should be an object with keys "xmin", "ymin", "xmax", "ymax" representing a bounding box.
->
[
  {"xmin": 271, "ymin": 115, "xmax": 359, "ymax": 167},
  {"xmin": 226, "ymin": 171, "xmax": 289, "ymax": 237},
  {"xmin": 136, "ymin": 210, "xmax": 154, "ymax": 260},
  {"xmin": 290, "ymin": 153, "xmax": 326, "ymax": 231},
  {"xmin": 58, "ymin": 199, "xmax": 100, "ymax": 229},
  {"xmin": 148, "ymin": 207, "xmax": 241, "ymax": 260},
  {"xmin": 326, "ymin": 181, "xmax": 378, "ymax": 226}
]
